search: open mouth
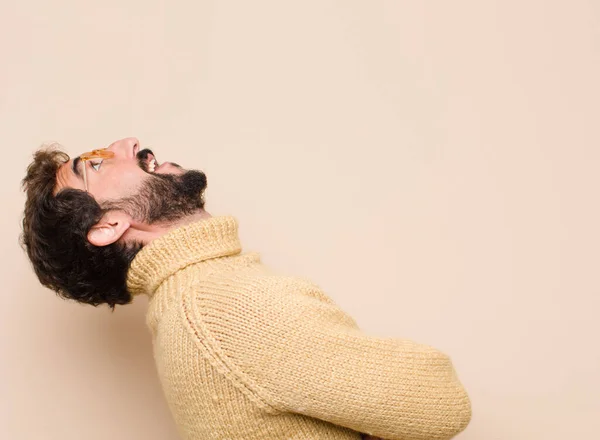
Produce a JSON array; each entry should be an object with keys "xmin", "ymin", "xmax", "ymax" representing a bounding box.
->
[
  {"xmin": 147, "ymin": 153, "xmax": 158, "ymax": 172},
  {"xmin": 137, "ymin": 149, "xmax": 160, "ymax": 173}
]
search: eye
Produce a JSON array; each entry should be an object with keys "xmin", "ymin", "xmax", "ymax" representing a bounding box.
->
[{"xmin": 90, "ymin": 159, "xmax": 103, "ymax": 171}]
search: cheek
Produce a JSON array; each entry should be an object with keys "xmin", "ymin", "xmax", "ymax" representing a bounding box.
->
[{"xmin": 96, "ymin": 166, "xmax": 150, "ymax": 199}]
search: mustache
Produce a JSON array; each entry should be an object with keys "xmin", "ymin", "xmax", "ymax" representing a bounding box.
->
[{"xmin": 136, "ymin": 148, "xmax": 154, "ymax": 161}]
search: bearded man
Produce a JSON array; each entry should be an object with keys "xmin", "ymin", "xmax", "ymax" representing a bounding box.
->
[{"xmin": 20, "ymin": 137, "xmax": 471, "ymax": 440}]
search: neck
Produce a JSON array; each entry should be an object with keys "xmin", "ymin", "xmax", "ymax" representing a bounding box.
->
[
  {"xmin": 123, "ymin": 210, "xmax": 213, "ymax": 245},
  {"xmin": 126, "ymin": 214, "xmax": 247, "ymax": 297}
]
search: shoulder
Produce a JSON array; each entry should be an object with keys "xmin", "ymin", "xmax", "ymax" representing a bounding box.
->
[
  {"xmin": 182, "ymin": 271, "xmax": 343, "ymax": 322},
  {"xmin": 178, "ymin": 271, "xmax": 360, "ymax": 346}
]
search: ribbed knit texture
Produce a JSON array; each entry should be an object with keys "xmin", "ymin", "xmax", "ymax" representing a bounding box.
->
[{"xmin": 127, "ymin": 216, "xmax": 472, "ymax": 440}]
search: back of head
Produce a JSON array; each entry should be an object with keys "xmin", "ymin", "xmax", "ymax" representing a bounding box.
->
[{"xmin": 20, "ymin": 144, "xmax": 139, "ymax": 308}]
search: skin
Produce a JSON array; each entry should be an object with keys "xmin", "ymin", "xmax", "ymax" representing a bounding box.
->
[
  {"xmin": 54, "ymin": 137, "xmax": 212, "ymax": 248},
  {"xmin": 55, "ymin": 137, "xmax": 385, "ymax": 440}
]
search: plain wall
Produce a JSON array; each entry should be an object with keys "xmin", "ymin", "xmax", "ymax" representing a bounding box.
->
[{"xmin": 1, "ymin": 1, "xmax": 599, "ymax": 439}]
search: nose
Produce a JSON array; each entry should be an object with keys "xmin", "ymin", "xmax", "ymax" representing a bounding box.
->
[{"xmin": 107, "ymin": 137, "xmax": 140, "ymax": 158}]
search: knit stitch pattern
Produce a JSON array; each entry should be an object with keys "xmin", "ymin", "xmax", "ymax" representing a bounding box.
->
[{"xmin": 127, "ymin": 216, "xmax": 471, "ymax": 440}]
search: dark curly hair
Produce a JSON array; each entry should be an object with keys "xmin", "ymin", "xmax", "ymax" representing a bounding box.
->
[{"xmin": 20, "ymin": 145, "xmax": 141, "ymax": 308}]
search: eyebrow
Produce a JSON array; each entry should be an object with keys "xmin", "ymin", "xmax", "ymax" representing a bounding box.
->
[{"xmin": 72, "ymin": 156, "xmax": 82, "ymax": 178}]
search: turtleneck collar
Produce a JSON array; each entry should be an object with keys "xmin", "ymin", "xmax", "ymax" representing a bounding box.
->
[{"xmin": 126, "ymin": 215, "xmax": 242, "ymax": 297}]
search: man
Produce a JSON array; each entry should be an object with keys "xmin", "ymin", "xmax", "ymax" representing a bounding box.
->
[{"xmin": 21, "ymin": 137, "xmax": 472, "ymax": 440}]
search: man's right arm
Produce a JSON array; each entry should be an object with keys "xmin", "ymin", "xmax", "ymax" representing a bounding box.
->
[{"xmin": 197, "ymin": 280, "xmax": 472, "ymax": 440}]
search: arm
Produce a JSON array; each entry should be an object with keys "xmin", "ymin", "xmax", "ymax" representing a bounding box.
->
[{"xmin": 191, "ymin": 278, "xmax": 472, "ymax": 440}]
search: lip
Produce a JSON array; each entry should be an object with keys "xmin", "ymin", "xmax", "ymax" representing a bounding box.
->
[{"xmin": 155, "ymin": 161, "xmax": 173, "ymax": 174}]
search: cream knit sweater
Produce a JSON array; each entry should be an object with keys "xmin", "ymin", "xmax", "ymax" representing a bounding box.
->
[{"xmin": 126, "ymin": 216, "xmax": 471, "ymax": 440}]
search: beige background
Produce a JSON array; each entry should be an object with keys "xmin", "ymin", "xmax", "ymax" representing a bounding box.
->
[{"xmin": 1, "ymin": 1, "xmax": 599, "ymax": 439}]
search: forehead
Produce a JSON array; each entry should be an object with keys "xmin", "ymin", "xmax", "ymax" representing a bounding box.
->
[{"xmin": 54, "ymin": 159, "xmax": 84, "ymax": 194}]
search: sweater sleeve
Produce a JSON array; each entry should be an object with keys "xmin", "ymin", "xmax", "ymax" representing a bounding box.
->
[{"xmin": 188, "ymin": 277, "xmax": 472, "ymax": 440}]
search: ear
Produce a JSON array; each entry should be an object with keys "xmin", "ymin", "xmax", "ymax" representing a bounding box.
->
[{"xmin": 87, "ymin": 211, "xmax": 132, "ymax": 247}]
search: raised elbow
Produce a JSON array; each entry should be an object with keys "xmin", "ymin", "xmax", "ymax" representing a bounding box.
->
[
  {"xmin": 424, "ymin": 353, "xmax": 472, "ymax": 439},
  {"xmin": 438, "ymin": 383, "xmax": 472, "ymax": 439}
]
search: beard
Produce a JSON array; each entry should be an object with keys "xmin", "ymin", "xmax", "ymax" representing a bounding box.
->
[{"xmin": 100, "ymin": 157, "xmax": 208, "ymax": 225}]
